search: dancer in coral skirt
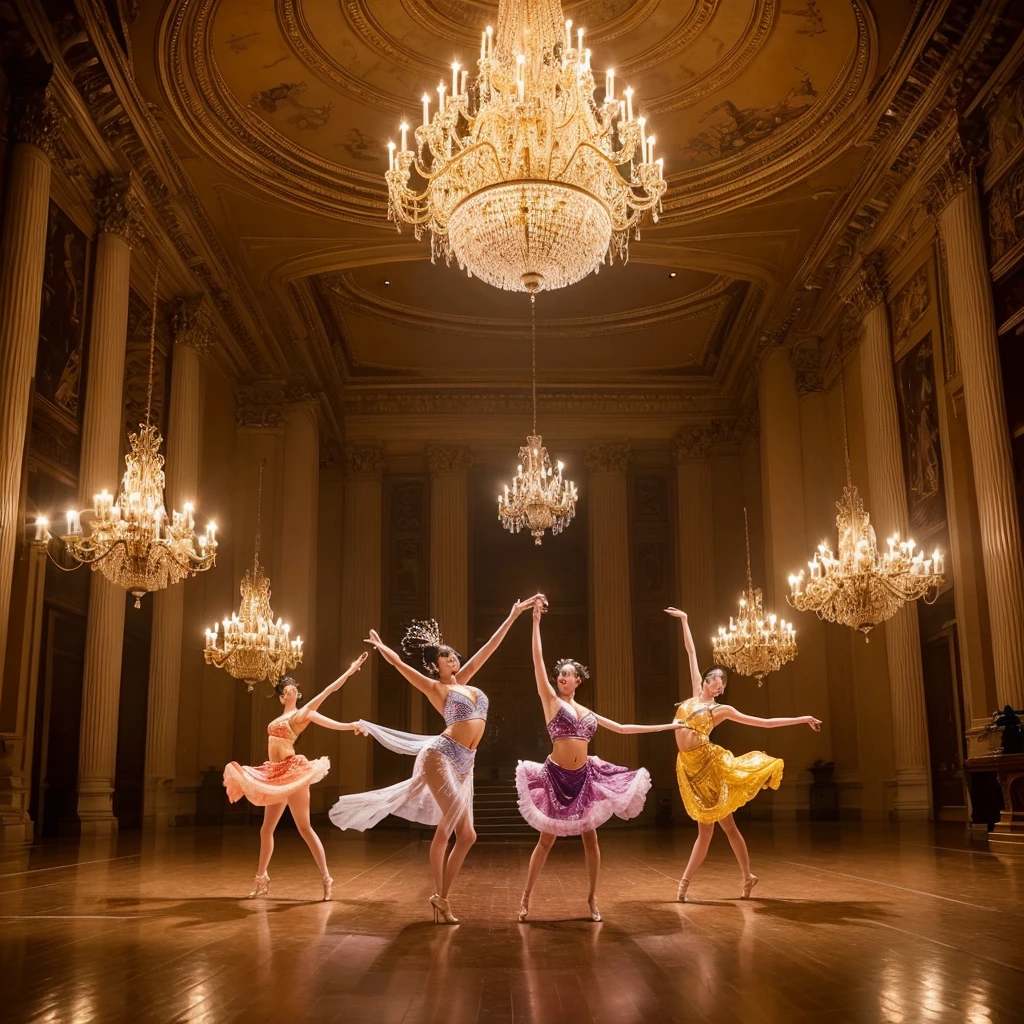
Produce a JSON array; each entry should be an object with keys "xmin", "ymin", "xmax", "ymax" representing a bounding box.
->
[
  {"xmin": 666, "ymin": 607, "xmax": 821, "ymax": 901},
  {"xmin": 224, "ymin": 653, "xmax": 367, "ymax": 901},
  {"xmin": 516, "ymin": 599, "xmax": 682, "ymax": 923}
]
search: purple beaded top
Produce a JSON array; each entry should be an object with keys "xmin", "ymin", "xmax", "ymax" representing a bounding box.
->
[
  {"xmin": 443, "ymin": 686, "xmax": 489, "ymax": 725},
  {"xmin": 546, "ymin": 704, "xmax": 598, "ymax": 742}
]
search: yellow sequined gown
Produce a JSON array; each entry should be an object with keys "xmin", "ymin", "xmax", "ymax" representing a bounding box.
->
[{"xmin": 674, "ymin": 698, "xmax": 784, "ymax": 823}]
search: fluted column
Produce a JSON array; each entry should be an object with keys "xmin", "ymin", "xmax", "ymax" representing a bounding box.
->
[
  {"xmin": 855, "ymin": 271, "xmax": 930, "ymax": 816},
  {"xmin": 77, "ymin": 179, "xmax": 144, "ymax": 834},
  {"xmin": 338, "ymin": 444, "xmax": 385, "ymax": 792},
  {"xmin": 673, "ymin": 429, "xmax": 715, "ymax": 700},
  {"xmin": 935, "ymin": 161, "xmax": 1024, "ymax": 710},
  {"xmin": 143, "ymin": 299, "xmax": 211, "ymax": 827},
  {"xmin": 427, "ymin": 445, "xmax": 473, "ymax": 654},
  {"xmin": 0, "ymin": 91, "xmax": 61, "ymax": 670},
  {"xmin": 585, "ymin": 442, "xmax": 636, "ymax": 766}
]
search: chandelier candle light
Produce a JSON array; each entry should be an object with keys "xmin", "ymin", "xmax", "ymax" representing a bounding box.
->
[
  {"xmin": 787, "ymin": 378, "xmax": 944, "ymax": 636},
  {"xmin": 498, "ymin": 298, "xmax": 577, "ymax": 544},
  {"xmin": 712, "ymin": 508, "xmax": 798, "ymax": 685},
  {"xmin": 384, "ymin": 0, "xmax": 667, "ymax": 293},
  {"xmin": 204, "ymin": 460, "xmax": 303, "ymax": 690},
  {"xmin": 34, "ymin": 264, "xmax": 217, "ymax": 608}
]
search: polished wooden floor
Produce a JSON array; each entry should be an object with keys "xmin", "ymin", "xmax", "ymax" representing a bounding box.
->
[{"xmin": 1, "ymin": 822, "xmax": 1020, "ymax": 1023}]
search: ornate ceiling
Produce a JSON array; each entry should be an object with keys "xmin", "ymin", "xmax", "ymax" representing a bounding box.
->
[{"xmin": 128, "ymin": 1, "xmax": 916, "ymax": 422}]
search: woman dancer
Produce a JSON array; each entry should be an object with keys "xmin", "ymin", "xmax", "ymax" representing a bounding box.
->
[
  {"xmin": 329, "ymin": 596, "xmax": 540, "ymax": 923},
  {"xmin": 223, "ymin": 653, "xmax": 367, "ymax": 900},
  {"xmin": 666, "ymin": 607, "xmax": 821, "ymax": 901},
  {"xmin": 517, "ymin": 599, "xmax": 681, "ymax": 923}
]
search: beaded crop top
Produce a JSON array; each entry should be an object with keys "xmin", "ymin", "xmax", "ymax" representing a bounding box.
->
[
  {"xmin": 267, "ymin": 714, "xmax": 299, "ymax": 742},
  {"xmin": 675, "ymin": 699, "xmax": 717, "ymax": 736},
  {"xmin": 443, "ymin": 686, "xmax": 489, "ymax": 725},
  {"xmin": 547, "ymin": 703, "xmax": 598, "ymax": 741}
]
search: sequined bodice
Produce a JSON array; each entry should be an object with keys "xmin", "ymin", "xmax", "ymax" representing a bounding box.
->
[
  {"xmin": 675, "ymin": 699, "xmax": 716, "ymax": 736},
  {"xmin": 267, "ymin": 714, "xmax": 299, "ymax": 742},
  {"xmin": 547, "ymin": 703, "xmax": 598, "ymax": 741},
  {"xmin": 443, "ymin": 686, "xmax": 489, "ymax": 725}
]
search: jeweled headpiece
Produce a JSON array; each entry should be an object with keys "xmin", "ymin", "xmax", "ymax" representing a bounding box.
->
[
  {"xmin": 402, "ymin": 618, "xmax": 452, "ymax": 674},
  {"xmin": 554, "ymin": 657, "xmax": 590, "ymax": 681}
]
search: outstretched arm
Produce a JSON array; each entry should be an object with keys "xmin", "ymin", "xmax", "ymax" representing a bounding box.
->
[
  {"xmin": 531, "ymin": 599, "xmax": 561, "ymax": 720},
  {"xmin": 293, "ymin": 653, "xmax": 367, "ymax": 725},
  {"xmin": 458, "ymin": 594, "xmax": 543, "ymax": 684},
  {"xmin": 364, "ymin": 628, "xmax": 440, "ymax": 699},
  {"xmin": 717, "ymin": 706, "xmax": 822, "ymax": 731},
  {"xmin": 594, "ymin": 714, "xmax": 686, "ymax": 735},
  {"xmin": 666, "ymin": 607, "xmax": 702, "ymax": 699},
  {"xmin": 304, "ymin": 711, "xmax": 366, "ymax": 734}
]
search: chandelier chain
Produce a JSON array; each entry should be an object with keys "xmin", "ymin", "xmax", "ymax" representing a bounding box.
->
[
  {"xmin": 144, "ymin": 261, "xmax": 160, "ymax": 428},
  {"xmin": 531, "ymin": 296, "xmax": 537, "ymax": 436},
  {"xmin": 743, "ymin": 507, "xmax": 753, "ymax": 593},
  {"xmin": 254, "ymin": 457, "xmax": 265, "ymax": 573}
]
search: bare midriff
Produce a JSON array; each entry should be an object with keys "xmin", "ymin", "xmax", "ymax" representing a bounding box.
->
[
  {"xmin": 267, "ymin": 738, "xmax": 296, "ymax": 763},
  {"xmin": 675, "ymin": 728, "xmax": 708, "ymax": 754},
  {"xmin": 551, "ymin": 737, "xmax": 589, "ymax": 770},
  {"xmin": 444, "ymin": 720, "xmax": 486, "ymax": 750}
]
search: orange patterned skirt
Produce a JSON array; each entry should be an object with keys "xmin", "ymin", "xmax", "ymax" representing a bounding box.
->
[{"xmin": 223, "ymin": 754, "xmax": 330, "ymax": 807}]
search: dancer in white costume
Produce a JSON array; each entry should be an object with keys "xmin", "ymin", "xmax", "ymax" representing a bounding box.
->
[{"xmin": 329, "ymin": 596, "xmax": 540, "ymax": 923}]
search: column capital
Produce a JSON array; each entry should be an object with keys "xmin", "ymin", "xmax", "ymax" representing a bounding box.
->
[
  {"xmin": 235, "ymin": 382, "xmax": 285, "ymax": 428},
  {"xmin": 96, "ymin": 176, "xmax": 145, "ymax": 247},
  {"xmin": 926, "ymin": 133, "xmax": 975, "ymax": 217},
  {"xmin": 12, "ymin": 88, "xmax": 64, "ymax": 158},
  {"xmin": 789, "ymin": 339, "xmax": 824, "ymax": 397},
  {"xmin": 345, "ymin": 443, "xmax": 386, "ymax": 480},
  {"xmin": 171, "ymin": 296, "xmax": 214, "ymax": 356},
  {"xmin": 426, "ymin": 444, "xmax": 474, "ymax": 474},
  {"xmin": 585, "ymin": 440, "xmax": 632, "ymax": 473},
  {"xmin": 672, "ymin": 428, "xmax": 712, "ymax": 463},
  {"xmin": 285, "ymin": 378, "xmax": 319, "ymax": 405},
  {"xmin": 844, "ymin": 253, "xmax": 887, "ymax": 320}
]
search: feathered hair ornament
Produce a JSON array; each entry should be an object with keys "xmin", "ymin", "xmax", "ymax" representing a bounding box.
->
[
  {"xmin": 402, "ymin": 618, "xmax": 461, "ymax": 676},
  {"xmin": 553, "ymin": 657, "xmax": 590, "ymax": 682}
]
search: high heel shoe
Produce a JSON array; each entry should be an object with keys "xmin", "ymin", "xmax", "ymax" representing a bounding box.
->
[
  {"xmin": 518, "ymin": 894, "xmax": 530, "ymax": 922},
  {"xmin": 676, "ymin": 877, "xmax": 691, "ymax": 903},
  {"xmin": 741, "ymin": 874, "xmax": 759, "ymax": 899},
  {"xmin": 247, "ymin": 874, "xmax": 270, "ymax": 899},
  {"xmin": 429, "ymin": 894, "xmax": 459, "ymax": 924},
  {"xmin": 587, "ymin": 896, "xmax": 601, "ymax": 922},
  {"xmin": 322, "ymin": 875, "xmax": 334, "ymax": 901}
]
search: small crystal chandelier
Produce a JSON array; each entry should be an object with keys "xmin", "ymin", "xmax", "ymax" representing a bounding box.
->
[
  {"xmin": 498, "ymin": 298, "xmax": 577, "ymax": 543},
  {"xmin": 787, "ymin": 377, "xmax": 944, "ymax": 637},
  {"xmin": 34, "ymin": 264, "xmax": 217, "ymax": 608},
  {"xmin": 204, "ymin": 460, "xmax": 302, "ymax": 690},
  {"xmin": 384, "ymin": 0, "xmax": 667, "ymax": 293},
  {"xmin": 713, "ymin": 508, "xmax": 798, "ymax": 685}
]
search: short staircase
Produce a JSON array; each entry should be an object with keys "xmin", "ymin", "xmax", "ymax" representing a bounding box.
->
[{"xmin": 473, "ymin": 779, "xmax": 534, "ymax": 841}]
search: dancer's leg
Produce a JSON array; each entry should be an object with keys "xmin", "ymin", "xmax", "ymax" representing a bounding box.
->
[
  {"xmin": 256, "ymin": 802, "xmax": 287, "ymax": 876},
  {"xmin": 287, "ymin": 786, "xmax": 330, "ymax": 880},
  {"xmin": 719, "ymin": 813, "xmax": 752, "ymax": 880},
  {"xmin": 581, "ymin": 830, "xmax": 601, "ymax": 918},
  {"xmin": 522, "ymin": 832, "xmax": 556, "ymax": 903},
  {"xmin": 681, "ymin": 821, "xmax": 715, "ymax": 880},
  {"xmin": 421, "ymin": 750, "xmax": 472, "ymax": 896},
  {"xmin": 440, "ymin": 813, "xmax": 478, "ymax": 898}
]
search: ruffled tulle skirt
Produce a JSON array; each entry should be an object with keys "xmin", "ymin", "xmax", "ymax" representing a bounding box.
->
[
  {"xmin": 328, "ymin": 723, "xmax": 475, "ymax": 840},
  {"xmin": 223, "ymin": 754, "xmax": 331, "ymax": 807},
  {"xmin": 675, "ymin": 740, "xmax": 783, "ymax": 823},
  {"xmin": 515, "ymin": 756, "xmax": 651, "ymax": 836}
]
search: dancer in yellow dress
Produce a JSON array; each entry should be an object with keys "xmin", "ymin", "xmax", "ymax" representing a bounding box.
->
[{"xmin": 666, "ymin": 607, "xmax": 821, "ymax": 901}]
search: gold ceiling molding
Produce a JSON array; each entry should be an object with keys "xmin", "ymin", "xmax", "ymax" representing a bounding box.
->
[{"xmin": 316, "ymin": 270, "xmax": 737, "ymax": 339}]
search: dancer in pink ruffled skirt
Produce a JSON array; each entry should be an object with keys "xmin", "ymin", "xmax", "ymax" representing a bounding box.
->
[
  {"xmin": 224, "ymin": 653, "xmax": 367, "ymax": 901},
  {"xmin": 516, "ymin": 600, "xmax": 682, "ymax": 922}
]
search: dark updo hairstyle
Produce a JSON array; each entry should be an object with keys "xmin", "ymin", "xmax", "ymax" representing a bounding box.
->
[
  {"xmin": 273, "ymin": 676, "xmax": 301, "ymax": 699},
  {"xmin": 701, "ymin": 665, "xmax": 728, "ymax": 687},
  {"xmin": 402, "ymin": 619, "xmax": 463, "ymax": 678},
  {"xmin": 552, "ymin": 658, "xmax": 590, "ymax": 693}
]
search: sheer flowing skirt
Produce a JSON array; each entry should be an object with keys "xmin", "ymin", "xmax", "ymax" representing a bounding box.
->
[
  {"xmin": 223, "ymin": 754, "xmax": 331, "ymax": 807},
  {"xmin": 516, "ymin": 755, "xmax": 651, "ymax": 836},
  {"xmin": 675, "ymin": 740, "xmax": 784, "ymax": 823},
  {"xmin": 328, "ymin": 722, "xmax": 475, "ymax": 841}
]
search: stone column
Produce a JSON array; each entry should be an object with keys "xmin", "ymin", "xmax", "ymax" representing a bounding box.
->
[
  {"xmin": 585, "ymin": 442, "xmax": 637, "ymax": 766},
  {"xmin": 853, "ymin": 267, "xmax": 931, "ymax": 817},
  {"xmin": 76, "ymin": 178, "xmax": 144, "ymax": 834},
  {"xmin": 143, "ymin": 298, "xmax": 212, "ymax": 827},
  {"xmin": 338, "ymin": 444, "xmax": 385, "ymax": 792},
  {"xmin": 934, "ymin": 159, "xmax": 1024, "ymax": 711},
  {"xmin": 0, "ymin": 91, "xmax": 61, "ymax": 670},
  {"xmin": 672, "ymin": 429, "xmax": 715, "ymax": 700}
]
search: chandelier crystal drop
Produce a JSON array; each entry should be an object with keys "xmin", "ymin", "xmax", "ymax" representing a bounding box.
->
[
  {"xmin": 787, "ymin": 378, "xmax": 944, "ymax": 636},
  {"xmin": 712, "ymin": 508, "xmax": 798, "ymax": 685},
  {"xmin": 384, "ymin": 0, "xmax": 667, "ymax": 293},
  {"xmin": 34, "ymin": 264, "xmax": 217, "ymax": 608},
  {"xmin": 498, "ymin": 298, "xmax": 578, "ymax": 543},
  {"xmin": 204, "ymin": 460, "xmax": 303, "ymax": 691}
]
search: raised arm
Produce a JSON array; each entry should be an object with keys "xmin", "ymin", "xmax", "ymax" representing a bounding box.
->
[
  {"xmin": 292, "ymin": 653, "xmax": 367, "ymax": 726},
  {"xmin": 457, "ymin": 593, "xmax": 543, "ymax": 684},
  {"xmin": 594, "ymin": 713, "xmax": 684, "ymax": 735},
  {"xmin": 364, "ymin": 628, "xmax": 440, "ymax": 699},
  {"xmin": 303, "ymin": 711, "xmax": 366, "ymax": 734},
  {"xmin": 716, "ymin": 706, "xmax": 822, "ymax": 731},
  {"xmin": 666, "ymin": 607, "xmax": 702, "ymax": 699},
  {"xmin": 531, "ymin": 599, "xmax": 561, "ymax": 720}
]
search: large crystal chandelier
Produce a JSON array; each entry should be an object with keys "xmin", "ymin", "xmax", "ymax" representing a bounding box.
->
[
  {"xmin": 787, "ymin": 379, "xmax": 944, "ymax": 636},
  {"xmin": 385, "ymin": 0, "xmax": 667, "ymax": 293},
  {"xmin": 204, "ymin": 460, "xmax": 302, "ymax": 690},
  {"xmin": 34, "ymin": 265, "xmax": 217, "ymax": 608},
  {"xmin": 713, "ymin": 509, "xmax": 797, "ymax": 685},
  {"xmin": 498, "ymin": 298, "xmax": 577, "ymax": 543}
]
